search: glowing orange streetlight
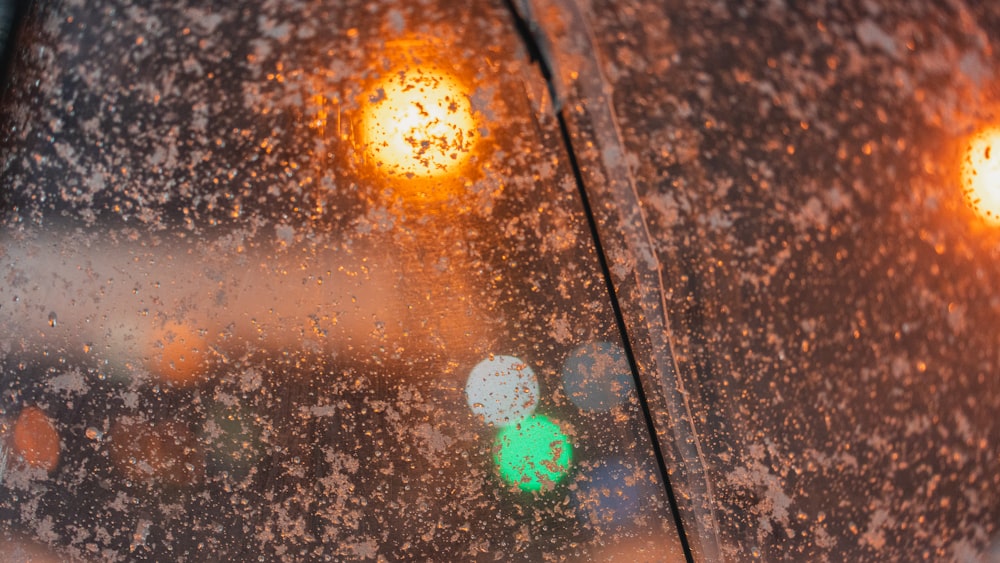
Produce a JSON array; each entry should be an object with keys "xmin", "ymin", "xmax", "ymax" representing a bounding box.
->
[
  {"xmin": 361, "ymin": 58, "xmax": 478, "ymax": 184},
  {"xmin": 961, "ymin": 127, "xmax": 1000, "ymax": 225}
]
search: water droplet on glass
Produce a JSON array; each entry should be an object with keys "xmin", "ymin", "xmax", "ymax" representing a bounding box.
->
[{"xmin": 47, "ymin": 311, "xmax": 57, "ymax": 327}]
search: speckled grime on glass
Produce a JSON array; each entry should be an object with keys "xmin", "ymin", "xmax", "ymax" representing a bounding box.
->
[
  {"xmin": 541, "ymin": 0, "xmax": 1000, "ymax": 560},
  {"xmin": 0, "ymin": 0, "xmax": 683, "ymax": 561}
]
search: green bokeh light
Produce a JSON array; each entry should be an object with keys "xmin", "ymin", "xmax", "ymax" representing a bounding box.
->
[{"xmin": 493, "ymin": 414, "xmax": 572, "ymax": 493}]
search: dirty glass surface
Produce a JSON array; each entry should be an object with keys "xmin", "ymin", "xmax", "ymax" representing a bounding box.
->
[
  {"xmin": 0, "ymin": 0, "xmax": 685, "ymax": 560},
  {"xmin": 532, "ymin": 0, "xmax": 1000, "ymax": 560}
]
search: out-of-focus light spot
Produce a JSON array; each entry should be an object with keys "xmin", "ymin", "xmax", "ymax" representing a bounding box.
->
[
  {"xmin": 571, "ymin": 458, "xmax": 661, "ymax": 529},
  {"xmin": 962, "ymin": 127, "xmax": 1000, "ymax": 225},
  {"xmin": 146, "ymin": 321, "xmax": 208, "ymax": 386},
  {"xmin": 465, "ymin": 355, "xmax": 539, "ymax": 427},
  {"xmin": 562, "ymin": 341, "xmax": 634, "ymax": 412},
  {"xmin": 12, "ymin": 407, "xmax": 60, "ymax": 472},
  {"xmin": 110, "ymin": 417, "xmax": 204, "ymax": 486},
  {"xmin": 362, "ymin": 65, "xmax": 476, "ymax": 180},
  {"xmin": 493, "ymin": 414, "xmax": 572, "ymax": 493}
]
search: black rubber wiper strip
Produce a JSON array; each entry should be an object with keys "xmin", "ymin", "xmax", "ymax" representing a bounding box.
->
[{"xmin": 502, "ymin": 2, "xmax": 696, "ymax": 561}]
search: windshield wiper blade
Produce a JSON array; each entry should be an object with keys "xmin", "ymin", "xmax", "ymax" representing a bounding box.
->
[{"xmin": 503, "ymin": 2, "xmax": 696, "ymax": 561}]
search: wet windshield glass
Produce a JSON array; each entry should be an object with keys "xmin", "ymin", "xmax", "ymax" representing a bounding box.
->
[
  {"xmin": 0, "ymin": 0, "xmax": 684, "ymax": 560},
  {"xmin": 537, "ymin": 0, "xmax": 1000, "ymax": 559}
]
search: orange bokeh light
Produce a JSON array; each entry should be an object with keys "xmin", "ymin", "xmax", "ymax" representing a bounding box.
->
[
  {"xmin": 362, "ymin": 64, "xmax": 477, "ymax": 181},
  {"xmin": 961, "ymin": 127, "xmax": 1000, "ymax": 225},
  {"xmin": 12, "ymin": 407, "xmax": 60, "ymax": 472},
  {"xmin": 146, "ymin": 321, "xmax": 208, "ymax": 386}
]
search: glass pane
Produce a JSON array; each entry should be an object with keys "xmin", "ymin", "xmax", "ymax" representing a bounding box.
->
[
  {"xmin": 542, "ymin": 0, "xmax": 1000, "ymax": 560},
  {"xmin": 0, "ymin": 0, "xmax": 684, "ymax": 560}
]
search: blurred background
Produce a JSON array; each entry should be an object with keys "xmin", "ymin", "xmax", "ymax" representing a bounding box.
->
[{"xmin": 0, "ymin": 0, "xmax": 25, "ymax": 87}]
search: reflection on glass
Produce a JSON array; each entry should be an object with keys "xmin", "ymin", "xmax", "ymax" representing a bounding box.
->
[
  {"xmin": 465, "ymin": 355, "xmax": 539, "ymax": 427},
  {"xmin": 962, "ymin": 127, "xmax": 1000, "ymax": 225},
  {"xmin": 11, "ymin": 407, "xmax": 59, "ymax": 472},
  {"xmin": 561, "ymin": 341, "xmax": 634, "ymax": 412},
  {"xmin": 493, "ymin": 413, "xmax": 572, "ymax": 493},
  {"xmin": 361, "ymin": 59, "xmax": 477, "ymax": 184}
]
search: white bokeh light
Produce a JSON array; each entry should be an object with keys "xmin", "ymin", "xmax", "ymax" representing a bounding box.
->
[{"xmin": 465, "ymin": 355, "xmax": 539, "ymax": 427}]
